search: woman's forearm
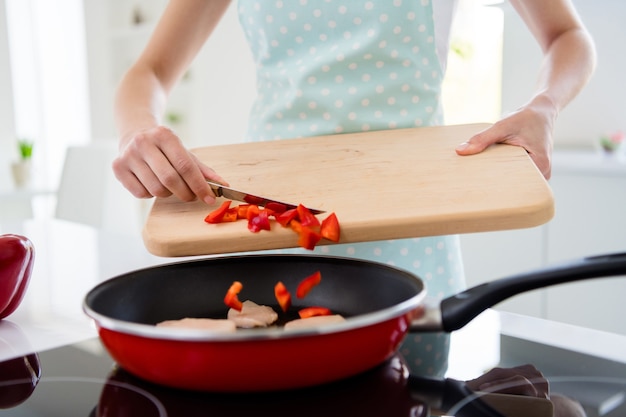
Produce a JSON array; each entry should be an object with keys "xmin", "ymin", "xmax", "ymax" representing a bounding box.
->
[
  {"xmin": 114, "ymin": 64, "xmax": 168, "ymax": 148},
  {"xmin": 528, "ymin": 26, "xmax": 596, "ymax": 118},
  {"xmin": 511, "ymin": 0, "xmax": 596, "ymax": 117}
]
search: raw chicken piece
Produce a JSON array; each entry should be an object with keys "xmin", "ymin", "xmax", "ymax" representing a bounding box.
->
[
  {"xmin": 284, "ymin": 315, "xmax": 346, "ymax": 330},
  {"xmin": 157, "ymin": 318, "xmax": 236, "ymax": 333},
  {"xmin": 227, "ymin": 300, "xmax": 278, "ymax": 328}
]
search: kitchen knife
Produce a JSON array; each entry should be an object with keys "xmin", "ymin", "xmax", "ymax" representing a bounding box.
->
[{"xmin": 207, "ymin": 181, "xmax": 324, "ymax": 214}]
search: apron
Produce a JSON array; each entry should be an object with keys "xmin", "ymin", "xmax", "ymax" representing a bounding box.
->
[{"xmin": 237, "ymin": 0, "xmax": 465, "ymax": 377}]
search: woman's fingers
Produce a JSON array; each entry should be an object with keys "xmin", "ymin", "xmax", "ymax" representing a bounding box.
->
[{"xmin": 113, "ymin": 126, "xmax": 222, "ymax": 204}]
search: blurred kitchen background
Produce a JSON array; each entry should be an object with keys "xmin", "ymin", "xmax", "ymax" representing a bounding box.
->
[{"xmin": 1, "ymin": 0, "xmax": 625, "ymax": 335}]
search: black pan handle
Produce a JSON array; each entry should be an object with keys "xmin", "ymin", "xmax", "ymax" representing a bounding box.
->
[{"xmin": 440, "ymin": 252, "xmax": 626, "ymax": 332}]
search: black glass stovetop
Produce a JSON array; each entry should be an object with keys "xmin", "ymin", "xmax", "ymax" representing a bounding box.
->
[
  {"xmin": 0, "ymin": 338, "xmax": 514, "ymax": 417},
  {"xmin": 1, "ymin": 336, "xmax": 625, "ymax": 417}
]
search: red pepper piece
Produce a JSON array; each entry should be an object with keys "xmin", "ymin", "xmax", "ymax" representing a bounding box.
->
[
  {"xmin": 224, "ymin": 281, "xmax": 243, "ymax": 311},
  {"xmin": 0, "ymin": 234, "xmax": 35, "ymax": 319},
  {"xmin": 264, "ymin": 202, "xmax": 287, "ymax": 214},
  {"xmin": 275, "ymin": 208, "xmax": 298, "ymax": 227},
  {"xmin": 296, "ymin": 271, "xmax": 322, "ymax": 299},
  {"xmin": 245, "ymin": 205, "xmax": 260, "ymax": 221},
  {"xmin": 296, "ymin": 225, "xmax": 322, "ymax": 250},
  {"xmin": 204, "ymin": 201, "xmax": 231, "ymax": 224},
  {"xmin": 222, "ymin": 208, "xmax": 239, "ymax": 222},
  {"xmin": 244, "ymin": 195, "xmax": 266, "ymax": 206},
  {"xmin": 320, "ymin": 212, "xmax": 340, "ymax": 242},
  {"xmin": 298, "ymin": 306, "xmax": 332, "ymax": 319},
  {"xmin": 248, "ymin": 210, "xmax": 271, "ymax": 233},
  {"xmin": 296, "ymin": 204, "xmax": 320, "ymax": 228},
  {"xmin": 236, "ymin": 204, "xmax": 252, "ymax": 219},
  {"xmin": 274, "ymin": 281, "xmax": 292, "ymax": 313}
]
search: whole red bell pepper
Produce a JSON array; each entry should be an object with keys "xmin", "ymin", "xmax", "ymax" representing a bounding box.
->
[
  {"xmin": 0, "ymin": 352, "xmax": 41, "ymax": 408},
  {"xmin": 0, "ymin": 234, "xmax": 35, "ymax": 320}
]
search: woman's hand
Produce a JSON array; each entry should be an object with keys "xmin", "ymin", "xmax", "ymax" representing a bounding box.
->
[
  {"xmin": 456, "ymin": 0, "xmax": 596, "ymax": 181},
  {"xmin": 112, "ymin": 125, "xmax": 227, "ymax": 205},
  {"xmin": 455, "ymin": 96, "xmax": 556, "ymax": 180}
]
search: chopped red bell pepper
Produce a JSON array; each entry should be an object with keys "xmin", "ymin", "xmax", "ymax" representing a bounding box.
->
[
  {"xmin": 236, "ymin": 204, "xmax": 252, "ymax": 219},
  {"xmin": 243, "ymin": 195, "xmax": 266, "ymax": 206},
  {"xmin": 204, "ymin": 201, "xmax": 340, "ymax": 251},
  {"xmin": 275, "ymin": 208, "xmax": 298, "ymax": 227},
  {"xmin": 224, "ymin": 281, "xmax": 243, "ymax": 311},
  {"xmin": 296, "ymin": 271, "xmax": 322, "ymax": 299},
  {"xmin": 204, "ymin": 200, "xmax": 232, "ymax": 224},
  {"xmin": 274, "ymin": 281, "xmax": 292, "ymax": 313},
  {"xmin": 245, "ymin": 204, "xmax": 261, "ymax": 221},
  {"xmin": 248, "ymin": 209, "xmax": 272, "ymax": 233},
  {"xmin": 320, "ymin": 213, "xmax": 340, "ymax": 242},
  {"xmin": 264, "ymin": 202, "xmax": 287, "ymax": 214},
  {"xmin": 296, "ymin": 204, "xmax": 320, "ymax": 228},
  {"xmin": 296, "ymin": 225, "xmax": 322, "ymax": 250},
  {"xmin": 221, "ymin": 207, "xmax": 239, "ymax": 222},
  {"xmin": 298, "ymin": 306, "xmax": 332, "ymax": 319}
]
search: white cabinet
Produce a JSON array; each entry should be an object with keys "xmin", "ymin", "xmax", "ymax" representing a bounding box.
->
[
  {"xmin": 544, "ymin": 157, "xmax": 626, "ymax": 334},
  {"xmin": 461, "ymin": 151, "xmax": 626, "ymax": 334}
]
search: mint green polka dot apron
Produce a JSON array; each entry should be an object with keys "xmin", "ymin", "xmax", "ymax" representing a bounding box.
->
[{"xmin": 237, "ymin": 0, "xmax": 466, "ymax": 377}]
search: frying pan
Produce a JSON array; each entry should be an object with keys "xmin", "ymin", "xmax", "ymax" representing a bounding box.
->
[{"xmin": 83, "ymin": 252, "xmax": 626, "ymax": 392}]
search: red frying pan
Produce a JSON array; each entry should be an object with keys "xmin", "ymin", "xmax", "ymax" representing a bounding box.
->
[{"xmin": 83, "ymin": 252, "xmax": 626, "ymax": 392}]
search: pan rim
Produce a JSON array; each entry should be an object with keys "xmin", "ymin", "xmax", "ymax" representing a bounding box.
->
[{"xmin": 82, "ymin": 253, "xmax": 427, "ymax": 342}]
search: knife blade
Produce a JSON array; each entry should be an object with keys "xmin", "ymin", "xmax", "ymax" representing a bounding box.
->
[{"xmin": 207, "ymin": 181, "xmax": 325, "ymax": 214}]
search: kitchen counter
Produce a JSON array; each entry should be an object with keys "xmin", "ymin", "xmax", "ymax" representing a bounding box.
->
[
  {"xmin": 552, "ymin": 149, "xmax": 626, "ymax": 177},
  {"xmin": 0, "ymin": 219, "xmax": 191, "ymax": 362}
]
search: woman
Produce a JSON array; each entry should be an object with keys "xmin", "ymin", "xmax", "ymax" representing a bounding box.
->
[{"xmin": 113, "ymin": 0, "xmax": 595, "ymax": 378}]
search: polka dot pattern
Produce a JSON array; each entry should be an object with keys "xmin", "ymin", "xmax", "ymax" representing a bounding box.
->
[
  {"xmin": 237, "ymin": 0, "xmax": 463, "ymax": 378},
  {"xmin": 238, "ymin": 0, "xmax": 444, "ymax": 140}
]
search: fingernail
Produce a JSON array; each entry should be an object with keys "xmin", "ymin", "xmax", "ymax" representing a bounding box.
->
[
  {"xmin": 203, "ymin": 195, "xmax": 216, "ymax": 205},
  {"xmin": 456, "ymin": 142, "xmax": 470, "ymax": 151}
]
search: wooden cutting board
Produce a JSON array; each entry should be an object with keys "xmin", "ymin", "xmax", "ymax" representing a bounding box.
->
[{"xmin": 143, "ymin": 124, "xmax": 554, "ymax": 257}]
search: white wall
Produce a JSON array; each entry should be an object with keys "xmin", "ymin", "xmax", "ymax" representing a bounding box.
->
[
  {"xmin": 501, "ymin": 0, "xmax": 626, "ymax": 148},
  {"xmin": 83, "ymin": 1, "xmax": 255, "ymax": 147}
]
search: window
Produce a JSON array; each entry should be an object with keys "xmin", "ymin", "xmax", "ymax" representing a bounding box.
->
[
  {"xmin": 442, "ymin": 0, "xmax": 504, "ymax": 125},
  {"xmin": 5, "ymin": 0, "xmax": 90, "ymax": 191}
]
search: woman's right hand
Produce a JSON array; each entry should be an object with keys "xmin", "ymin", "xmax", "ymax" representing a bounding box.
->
[{"xmin": 112, "ymin": 125, "xmax": 227, "ymax": 205}]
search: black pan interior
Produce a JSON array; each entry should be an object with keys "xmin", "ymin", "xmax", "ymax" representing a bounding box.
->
[{"xmin": 85, "ymin": 254, "xmax": 424, "ymax": 325}]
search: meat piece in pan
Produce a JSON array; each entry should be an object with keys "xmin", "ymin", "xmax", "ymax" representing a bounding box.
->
[
  {"xmin": 284, "ymin": 315, "xmax": 345, "ymax": 330},
  {"xmin": 227, "ymin": 300, "xmax": 279, "ymax": 328},
  {"xmin": 156, "ymin": 317, "xmax": 236, "ymax": 332}
]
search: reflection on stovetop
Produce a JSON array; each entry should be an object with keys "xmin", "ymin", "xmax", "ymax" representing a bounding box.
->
[{"xmin": 1, "ymin": 338, "xmax": 625, "ymax": 417}]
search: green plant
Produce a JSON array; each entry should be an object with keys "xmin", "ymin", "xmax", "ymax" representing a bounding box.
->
[
  {"xmin": 599, "ymin": 131, "xmax": 624, "ymax": 153},
  {"xmin": 17, "ymin": 139, "xmax": 33, "ymax": 160}
]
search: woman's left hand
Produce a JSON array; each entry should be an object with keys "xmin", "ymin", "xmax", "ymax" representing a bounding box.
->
[{"xmin": 455, "ymin": 97, "xmax": 556, "ymax": 180}]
